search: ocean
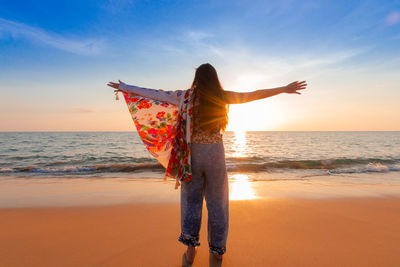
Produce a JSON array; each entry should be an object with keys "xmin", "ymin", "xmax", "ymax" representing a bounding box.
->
[{"xmin": 1, "ymin": 131, "xmax": 399, "ymax": 180}]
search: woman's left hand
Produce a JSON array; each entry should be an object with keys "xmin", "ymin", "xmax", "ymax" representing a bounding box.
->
[{"xmin": 284, "ymin": 81, "xmax": 307, "ymax": 94}]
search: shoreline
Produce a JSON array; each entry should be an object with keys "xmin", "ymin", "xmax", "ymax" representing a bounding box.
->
[{"xmin": 1, "ymin": 173, "xmax": 400, "ymax": 208}]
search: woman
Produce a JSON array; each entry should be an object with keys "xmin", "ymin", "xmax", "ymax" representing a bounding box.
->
[{"xmin": 108, "ymin": 63, "xmax": 307, "ymax": 263}]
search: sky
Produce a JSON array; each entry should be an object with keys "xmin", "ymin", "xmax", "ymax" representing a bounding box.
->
[{"xmin": 0, "ymin": 0, "xmax": 399, "ymax": 131}]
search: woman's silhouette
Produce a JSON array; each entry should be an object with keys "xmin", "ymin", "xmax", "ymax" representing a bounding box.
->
[{"xmin": 108, "ymin": 63, "xmax": 307, "ymax": 263}]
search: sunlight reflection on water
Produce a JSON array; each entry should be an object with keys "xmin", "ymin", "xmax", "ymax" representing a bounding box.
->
[
  {"xmin": 231, "ymin": 130, "xmax": 247, "ymax": 157},
  {"xmin": 229, "ymin": 131, "xmax": 258, "ymax": 200},
  {"xmin": 229, "ymin": 174, "xmax": 258, "ymax": 200}
]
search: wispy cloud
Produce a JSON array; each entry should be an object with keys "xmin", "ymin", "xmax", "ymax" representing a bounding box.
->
[
  {"xmin": 0, "ymin": 18, "xmax": 105, "ymax": 55},
  {"xmin": 185, "ymin": 30, "xmax": 213, "ymax": 43},
  {"xmin": 140, "ymin": 26, "xmax": 372, "ymax": 91},
  {"xmin": 385, "ymin": 11, "xmax": 400, "ymax": 26},
  {"xmin": 69, "ymin": 107, "xmax": 96, "ymax": 113},
  {"xmin": 172, "ymin": 28, "xmax": 369, "ymax": 73},
  {"xmin": 184, "ymin": 30, "xmax": 224, "ymax": 56}
]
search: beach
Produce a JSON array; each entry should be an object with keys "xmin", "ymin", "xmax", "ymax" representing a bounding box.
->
[
  {"xmin": 1, "ymin": 131, "xmax": 400, "ymax": 266},
  {"xmin": 1, "ymin": 196, "xmax": 399, "ymax": 266},
  {"xmin": 1, "ymin": 176, "xmax": 400, "ymax": 267}
]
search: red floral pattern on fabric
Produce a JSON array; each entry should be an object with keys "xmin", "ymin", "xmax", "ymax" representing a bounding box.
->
[
  {"xmin": 123, "ymin": 93, "xmax": 177, "ymax": 165},
  {"xmin": 122, "ymin": 89, "xmax": 194, "ymax": 188}
]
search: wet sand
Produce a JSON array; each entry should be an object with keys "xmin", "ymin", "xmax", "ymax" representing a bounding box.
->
[
  {"xmin": 1, "ymin": 197, "xmax": 400, "ymax": 266},
  {"xmin": 2, "ymin": 173, "xmax": 400, "ymax": 208}
]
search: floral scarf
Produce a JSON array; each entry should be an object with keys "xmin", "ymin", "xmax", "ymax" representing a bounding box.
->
[{"xmin": 121, "ymin": 88, "xmax": 195, "ymax": 189}]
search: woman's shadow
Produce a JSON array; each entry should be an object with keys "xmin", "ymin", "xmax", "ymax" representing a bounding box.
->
[{"xmin": 181, "ymin": 253, "xmax": 223, "ymax": 267}]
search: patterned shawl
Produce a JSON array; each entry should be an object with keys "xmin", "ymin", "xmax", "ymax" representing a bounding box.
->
[{"xmin": 120, "ymin": 88, "xmax": 195, "ymax": 189}]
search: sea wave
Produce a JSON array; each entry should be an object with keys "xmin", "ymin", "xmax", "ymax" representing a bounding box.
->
[
  {"xmin": 1, "ymin": 157, "xmax": 399, "ymax": 176},
  {"xmin": 327, "ymin": 162, "xmax": 400, "ymax": 174},
  {"xmin": 0, "ymin": 163, "xmax": 162, "ymax": 175},
  {"xmin": 226, "ymin": 157, "xmax": 400, "ymax": 171}
]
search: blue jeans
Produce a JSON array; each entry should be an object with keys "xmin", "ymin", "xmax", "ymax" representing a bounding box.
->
[{"xmin": 178, "ymin": 142, "xmax": 229, "ymax": 255}]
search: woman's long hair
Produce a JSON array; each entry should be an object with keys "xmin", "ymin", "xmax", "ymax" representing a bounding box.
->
[{"xmin": 191, "ymin": 63, "xmax": 229, "ymax": 132}]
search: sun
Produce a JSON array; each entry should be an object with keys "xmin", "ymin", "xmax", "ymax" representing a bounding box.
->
[{"xmin": 226, "ymin": 99, "xmax": 284, "ymax": 132}]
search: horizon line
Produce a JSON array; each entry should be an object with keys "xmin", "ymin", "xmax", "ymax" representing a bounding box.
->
[{"xmin": 1, "ymin": 130, "xmax": 400, "ymax": 133}]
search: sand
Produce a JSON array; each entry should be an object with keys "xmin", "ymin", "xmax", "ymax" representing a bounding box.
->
[{"xmin": 1, "ymin": 197, "xmax": 400, "ymax": 267}]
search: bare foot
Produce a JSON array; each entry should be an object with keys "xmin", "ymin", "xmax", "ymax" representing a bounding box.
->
[
  {"xmin": 185, "ymin": 246, "xmax": 197, "ymax": 263},
  {"xmin": 213, "ymin": 253, "xmax": 223, "ymax": 260}
]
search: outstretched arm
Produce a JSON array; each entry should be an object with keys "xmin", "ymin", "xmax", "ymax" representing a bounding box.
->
[
  {"xmin": 223, "ymin": 81, "xmax": 307, "ymax": 104},
  {"xmin": 107, "ymin": 80, "xmax": 183, "ymax": 106}
]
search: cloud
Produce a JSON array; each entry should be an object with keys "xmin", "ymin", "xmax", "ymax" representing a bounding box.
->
[
  {"xmin": 180, "ymin": 30, "xmax": 223, "ymax": 56},
  {"xmin": 69, "ymin": 107, "xmax": 96, "ymax": 113},
  {"xmin": 0, "ymin": 18, "xmax": 105, "ymax": 55},
  {"xmin": 172, "ymin": 29, "xmax": 369, "ymax": 76},
  {"xmin": 185, "ymin": 30, "xmax": 213, "ymax": 42},
  {"xmin": 130, "ymin": 26, "xmax": 373, "ymax": 91},
  {"xmin": 385, "ymin": 11, "xmax": 400, "ymax": 25}
]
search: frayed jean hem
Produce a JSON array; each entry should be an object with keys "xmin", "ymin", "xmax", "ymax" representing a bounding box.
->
[
  {"xmin": 209, "ymin": 244, "xmax": 226, "ymax": 255},
  {"xmin": 178, "ymin": 233, "xmax": 201, "ymax": 247}
]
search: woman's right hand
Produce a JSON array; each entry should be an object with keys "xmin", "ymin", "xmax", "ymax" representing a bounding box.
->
[{"xmin": 107, "ymin": 80, "xmax": 123, "ymax": 90}]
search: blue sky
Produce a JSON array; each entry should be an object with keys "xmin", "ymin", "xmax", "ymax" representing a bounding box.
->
[{"xmin": 0, "ymin": 0, "xmax": 399, "ymax": 131}]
